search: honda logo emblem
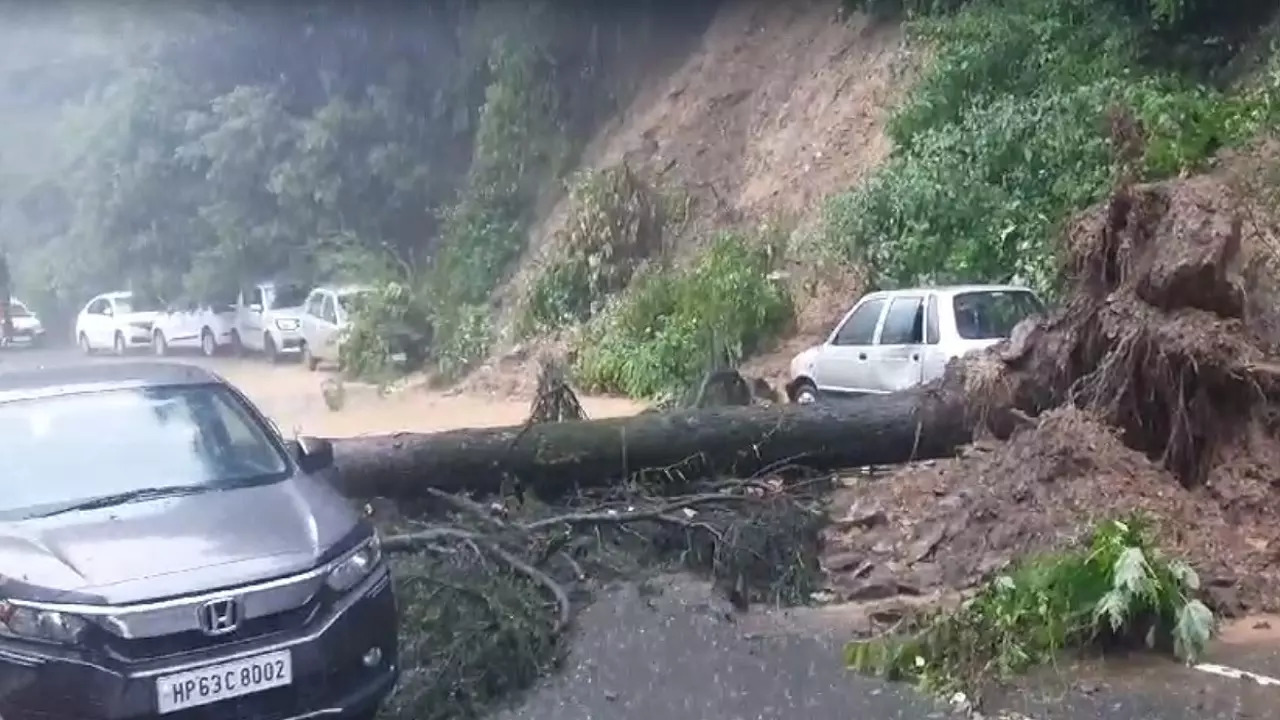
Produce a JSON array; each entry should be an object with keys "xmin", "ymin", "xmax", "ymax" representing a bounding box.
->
[{"xmin": 196, "ymin": 598, "xmax": 241, "ymax": 636}]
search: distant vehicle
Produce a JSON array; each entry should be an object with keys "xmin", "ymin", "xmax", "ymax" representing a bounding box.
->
[
  {"xmin": 151, "ymin": 298, "xmax": 237, "ymax": 357},
  {"xmin": 0, "ymin": 361, "xmax": 398, "ymax": 720},
  {"xmin": 786, "ymin": 284, "xmax": 1045, "ymax": 403},
  {"xmin": 231, "ymin": 280, "xmax": 309, "ymax": 363},
  {"xmin": 1, "ymin": 298, "xmax": 46, "ymax": 347},
  {"xmin": 74, "ymin": 290, "xmax": 162, "ymax": 355},
  {"xmin": 300, "ymin": 284, "xmax": 372, "ymax": 371}
]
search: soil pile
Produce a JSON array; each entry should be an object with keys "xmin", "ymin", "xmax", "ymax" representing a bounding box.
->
[{"xmin": 826, "ymin": 173, "xmax": 1280, "ymax": 617}]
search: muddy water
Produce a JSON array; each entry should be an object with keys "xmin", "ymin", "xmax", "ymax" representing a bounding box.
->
[{"xmin": 203, "ymin": 358, "xmax": 645, "ymax": 437}]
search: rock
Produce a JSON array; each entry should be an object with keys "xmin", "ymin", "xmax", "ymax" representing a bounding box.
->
[
  {"xmin": 840, "ymin": 570, "xmax": 902, "ymax": 601},
  {"xmin": 824, "ymin": 552, "xmax": 865, "ymax": 573},
  {"xmin": 836, "ymin": 504, "xmax": 887, "ymax": 531},
  {"xmin": 907, "ymin": 522, "xmax": 947, "ymax": 564},
  {"xmin": 1205, "ymin": 580, "xmax": 1246, "ymax": 618}
]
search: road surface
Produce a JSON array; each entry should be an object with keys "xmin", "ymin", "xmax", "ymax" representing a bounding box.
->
[{"xmin": 5, "ymin": 349, "xmax": 1278, "ymax": 719}]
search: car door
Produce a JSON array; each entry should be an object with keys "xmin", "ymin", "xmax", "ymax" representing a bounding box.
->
[
  {"xmin": 240, "ymin": 286, "xmax": 266, "ymax": 351},
  {"xmin": 87, "ymin": 298, "xmax": 114, "ymax": 347},
  {"xmin": 316, "ymin": 292, "xmax": 341, "ymax": 361},
  {"xmin": 866, "ymin": 294, "xmax": 927, "ymax": 393},
  {"xmin": 301, "ymin": 290, "xmax": 325, "ymax": 349},
  {"xmin": 810, "ymin": 296, "xmax": 887, "ymax": 396},
  {"xmin": 77, "ymin": 298, "xmax": 102, "ymax": 345}
]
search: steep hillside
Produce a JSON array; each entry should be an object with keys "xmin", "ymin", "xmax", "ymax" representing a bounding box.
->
[{"xmin": 466, "ymin": 0, "xmax": 910, "ymax": 396}]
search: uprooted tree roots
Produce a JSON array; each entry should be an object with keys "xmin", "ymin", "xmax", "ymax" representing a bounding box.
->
[
  {"xmin": 836, "ymin": 170, "xmax": 1280, "ymax": 702},
  {"xmin": 376, "ymin": 470, "xmax": 828, "ymax": 720}
]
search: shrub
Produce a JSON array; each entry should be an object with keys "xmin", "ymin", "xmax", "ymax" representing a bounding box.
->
[
  {"xmin": 846, "ymin": 515, "xmax": 1214, "ymax": 699},
  {"xmin": 574, "ymin": 230, "xmax": 793, "ymax": 399},
  {"xmin": 519, "ymin": 165, "xmax": 666, "ymax": 333}
]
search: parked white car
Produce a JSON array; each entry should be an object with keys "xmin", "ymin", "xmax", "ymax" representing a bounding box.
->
[
  {"xmin": 231, "ymin": 280, "xmax": 310, "ymax": 363},
  {"xmin": 2, "ymin": 298, "xmax": 46, "ymax": 347},
  {"xmin": 786, "ymin": 284, "xmax": 1045, "ymax": 403},
  {"xmin": 150, "ymin": 299, "xmax": 237, "ymax": 357},
  {"xmin": 75, "ymin": 291, "xmax": 162, "ymax": 355},
  {"xmin": 299, "ymin": 284, "xmax": 372, "ymax": 371}
]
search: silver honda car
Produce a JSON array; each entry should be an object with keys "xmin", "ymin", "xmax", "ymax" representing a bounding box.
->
[{"xmin": 0, "ymin": 361, "xmax": 398, "ymax": 719}]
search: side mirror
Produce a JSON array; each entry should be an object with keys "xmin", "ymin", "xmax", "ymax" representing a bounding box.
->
[{"xmin": 294, "ymin": 435, "xmax": 334, "ymax": 474}]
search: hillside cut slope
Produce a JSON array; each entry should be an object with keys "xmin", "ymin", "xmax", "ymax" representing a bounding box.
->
[{"xmin": 468, "ymin": 0, "xmax": 910, "ymax": 397}]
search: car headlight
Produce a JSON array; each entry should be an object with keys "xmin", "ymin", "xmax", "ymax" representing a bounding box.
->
[
  {"xmin": 326, "ymin": 535, "xmax": 382, "ymax": 592},
  {"xmin": 0, "ymin": 601, "xmax": 88, "ymax": 644},
  {"xmin": 274, "ymin": 319, "xmax": 300, "ymax": 331}
]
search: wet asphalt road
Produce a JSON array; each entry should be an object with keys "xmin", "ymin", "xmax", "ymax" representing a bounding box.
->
[{"xmin": 491, "ymin": 578, "xmax": 1267, "ymax": 720}]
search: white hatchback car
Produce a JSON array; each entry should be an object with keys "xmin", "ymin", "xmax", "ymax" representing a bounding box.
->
[
  {"xmin": 786, "ymin": 284, "xmax": 1045, "ymax": 403},
  {"xmin": 75, "ymin": 291, "xmax": 162, "ymax": 355}
]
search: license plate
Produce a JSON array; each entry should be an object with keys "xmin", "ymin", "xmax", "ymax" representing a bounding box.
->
[{"xmin": 155, "ymin": 650, "xmax": 292, "ymax": 714}]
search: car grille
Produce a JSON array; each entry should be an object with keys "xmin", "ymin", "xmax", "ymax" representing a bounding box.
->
[{"xmin": 98, "ymin": 596, "xmax": 324, "ymax": 663}]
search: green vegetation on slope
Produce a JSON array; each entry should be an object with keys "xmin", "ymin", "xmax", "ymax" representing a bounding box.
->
[
  {"xmin": 825, "ymin": 0, "xmax": 1280, "ymax": 296},
  {"xmin": 573, "ymin": 230, "xmax": 793, "ymax": 400}
]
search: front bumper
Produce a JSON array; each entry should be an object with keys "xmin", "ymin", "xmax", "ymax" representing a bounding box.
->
[
  {"xmin": 0, "ymin": 567, "xmax": 399, "ymax": 720},
  {"xmin": 272, "ymin": 329, "xmax": 304, "ymax": 354}
]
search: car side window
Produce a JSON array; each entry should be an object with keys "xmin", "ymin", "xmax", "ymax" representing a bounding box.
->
[
  {"xmin": 321, "ymin": 294, "xmax": 338, "ymax": 324},
  {"xmin": 304, "ymin": 292, "xmax": 324, "ymax": 318},
  {"xmin": 878, "ymin": 296, "xmax": 924, "ymax": 345},
  {"xmin": 86, "ymin": 299, "xmax": 103, "ymax": 315},
  {"xmin": 925, "ymin": 295, "xmax": 940, "ymax": 345},
  {"xmin": 250, "ymin": 287, "xmax": 264, "ymax": 307},
  {"xmin": 832, "ymin": 298, "xmax": 885, "ymax": 346}
]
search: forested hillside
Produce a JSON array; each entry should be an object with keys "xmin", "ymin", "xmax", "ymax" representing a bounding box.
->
[{"xmin": 2, "ymin": 0, "xmax": 1279, "ymax": 398}]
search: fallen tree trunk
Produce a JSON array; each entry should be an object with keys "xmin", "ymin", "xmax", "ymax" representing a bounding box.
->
[{"xmin": 328, "ymin": 388, "xmax": 971, "ymax": 500}]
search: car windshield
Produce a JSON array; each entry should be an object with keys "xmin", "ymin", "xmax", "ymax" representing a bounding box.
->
[
  {"xmin": 0, "ymin": 384, "xmax": 290, "ymax": 520},
  {"xmin": 7, "ymin": 301, "xmax": 30, "ymax": 317},
  {"xmin": 272, "ymin": 284, "xmax": 310, "ymax": 308},
  {"xmin": 951, "ymin": 290, "xmax": 1045, "ymax": 340}
]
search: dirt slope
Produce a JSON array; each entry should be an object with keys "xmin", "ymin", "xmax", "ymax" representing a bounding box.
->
[{"xmin": 468, "ymin": 0, "xmax": 909, "ymax": 398}]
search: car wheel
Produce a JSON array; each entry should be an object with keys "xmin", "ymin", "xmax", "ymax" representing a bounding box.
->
[
  {"xmin": 113, "ymin": 331, "xmax": 127, "ymax": 356},
  {"xmin": 263, "ymin": 332, "xmax": 279, "ymax": 364},
  {"xmin": 78, "ymin": 332, "xmax": 92, "ymax": 355},
  {"xmin": 792, "ymin": 380, "xmax": 819, "ymax": 405},
  {"xmin": 200, "ymin": 328, "xmax": 217, "ymax": 357},
  {"xmin": 302, "ymin": 343, "xmax": 319, "ymax": 371},
  {"xmin": 153, "ymin": 331, "xmax": 169, "ymax": 356}
]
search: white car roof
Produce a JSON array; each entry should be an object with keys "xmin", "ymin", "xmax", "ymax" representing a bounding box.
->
[{"xmin": 861, "ymin": 284, "xmax": 1036, "ymax": 300}]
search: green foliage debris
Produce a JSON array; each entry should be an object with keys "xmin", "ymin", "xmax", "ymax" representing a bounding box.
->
[{"xmin": 846, "ymin": 515, "xmax": 1215, "ymax": 700}]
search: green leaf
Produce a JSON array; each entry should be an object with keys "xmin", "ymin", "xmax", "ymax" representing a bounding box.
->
[{"xmin": 1173, "ymin": 600, "xmax": 1214, "ymax": 662}]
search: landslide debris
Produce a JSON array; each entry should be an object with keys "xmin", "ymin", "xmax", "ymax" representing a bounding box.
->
[{"xmin": 824, "ymin": 172, "xmax": 1280, "ymax": 620}]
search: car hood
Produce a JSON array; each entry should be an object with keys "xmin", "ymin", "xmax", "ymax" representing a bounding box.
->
[
  {"xmin": 120, "ymin": 311, "xmax": 161, "ymax": 324},
  {"xmin": 11, "ymin": 316, "xmax": 41, "ymax": 331},
  {"xmin": 0, "ymin": 476, "xmax": 359, "ymax": 605},
  {"xmin": 268, "ymin": 306, "xmax": 304, "ymax": 321}
]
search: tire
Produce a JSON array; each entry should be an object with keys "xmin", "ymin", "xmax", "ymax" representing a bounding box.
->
[
  {"xmin": 302, "ymin": 342, "xmax": 319, "ymax": 371},
  {"xmin": 791, "ymin": 379, "xmax": 819, "ymax": 405},
  {"xmin": 78, "ymin": 332, "xmax": 92, "ymax": 355},
  {"xmin": 263, "ymin": 332, "xmax": 279, "ymax": 364},
  {"xmin": 113, "ymin": 331, "xmax": 127, "ymax": 356},
  {"xmin": 200, "ymin": 328, "xmax": 217, "ymax": 357},
  {"xmin": 153, "ymin": 331, "xmax": 169, "ymax": 356}
]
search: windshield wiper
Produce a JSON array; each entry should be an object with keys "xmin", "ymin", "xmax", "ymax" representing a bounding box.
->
[{"xmin": 34, "ymin": 485, "xmax": 213, "ymax": 518}]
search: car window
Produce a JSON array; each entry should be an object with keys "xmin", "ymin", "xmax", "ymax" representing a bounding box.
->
[
  {"xmin": 249, "ymin": 287, "xmax": 264, "ymax": 306},
  {"xmin": 86, "ymin": 299, "xmax": 106, "ymax": 315},
  {"xmin": 952, "ymin": 290, "xmax": 1045, "ymax": 340},
  {"xmin": 878, "ymin": 296, "xmax": 924, "ymax": 345},
  {"xmin": 0, "ymin": 384, "xmax": 290, "ymax": 520},
  {"xmin": 8, "ymin": 301, "xmax": 30, "ymax": 317},
  {"xmin": 273, "ymin": 284, "xmax": 309, "ymax": 308},
  {"xmin": 304, "ymin": 291, "xmax": 324, "ymax": 317},
  {"xmin": 832, "ymin": 298, "xmax": 885, "ymax": 346},
  {"xmin": 925, "ymin": 295, "xmax": 940, "ymax": 344},
  {"xmin": 321, "ymin": 294, "xmax": 338, "ymax": 324}
]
